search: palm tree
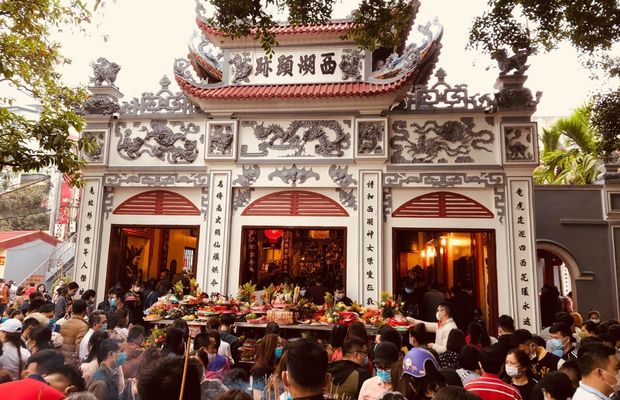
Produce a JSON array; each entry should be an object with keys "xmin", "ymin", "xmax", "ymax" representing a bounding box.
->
[{"xmin": 533, "ymin": 105, "xmax": 601, "ymax": 185}]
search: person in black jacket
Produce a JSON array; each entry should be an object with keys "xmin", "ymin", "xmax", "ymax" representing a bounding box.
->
[{"xmin": 328, "ymin": 337, "xmax": 372, "ymax": 399}]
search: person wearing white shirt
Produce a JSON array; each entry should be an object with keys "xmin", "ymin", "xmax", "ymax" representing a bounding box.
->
[
  {"xmin": 572, "ymin": 342, "xmax": 619, "ymax": 400},
  {"xmin": 207, "ymin": 316, "xmax": 234, "ymax": 365},
  {"xmin": 79, "ymin": 311, "xmax": 107, "ymax": 361},
  {"xmin": 406, "ymin": 302, "xmax": 457, "ymax": 353},
  {"xmin": 0, "ymin": 318, "xmax": 31, "ymax": 379}
]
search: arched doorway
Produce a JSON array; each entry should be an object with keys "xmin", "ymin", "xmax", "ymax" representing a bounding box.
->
[{"xmin": 536, "ymin": 241, "xmax": 589, "ymax": 318}]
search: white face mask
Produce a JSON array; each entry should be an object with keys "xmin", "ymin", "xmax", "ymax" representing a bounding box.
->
[
  {"xmin": 600, "ymin": 368, "xmax": 620, "ymax": 392},
  {"xmin": 529, "ymin": 345, "xmax": 537, "ymax": 360},
  {"xmin": 436, "ymin": 311, "xmax": 443, "ymax": 321},
  {"xmin": 505, "ymin": 365, "xmax": 520, "ymax": 377},
  {"xmin": 335, "ymin": 293, "xmax": 344, "ymax": 300}
]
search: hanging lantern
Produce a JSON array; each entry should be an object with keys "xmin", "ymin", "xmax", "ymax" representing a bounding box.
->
[{"xmin": 264, "ymin": 229, "xmax": 283, "ymax": 243}]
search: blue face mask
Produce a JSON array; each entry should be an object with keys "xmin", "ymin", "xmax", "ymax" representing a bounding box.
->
[
  {"xmin": 275, "ymin": 347, "xmax": 283, "ymax": 359},
  {"xmin": 404, "ymin": 288, "xmax": 414, "ymax": 294},
  {"xmin": 48, "ymin": 319, "xmax": 56, "ymax": 329},
  {"xmin": 549, "ymin": 338, "xmax": 564, "ymax": 357},
  {"xmin": 115, "ymin": 352, "xmax": 127, "ymax": 367},
  {"xmin": 377, "ymin": 369, "xmax": 391, "ymax": 383},
  {"xmin": 110, "ymin": 298, "xmax": 117, "ymax": 308},
  {"xmin": 286, "ymin": 393, "xmax": 292, "ymax": 400}
]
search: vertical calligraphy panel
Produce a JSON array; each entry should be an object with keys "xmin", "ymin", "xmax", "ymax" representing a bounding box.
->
[
  {"xmin": 74, "ymin": 178, "xmax": 103, "ymax": 294},
  {"xmin": 359, "ymin": 171, "xmax": 382, "ymax": 305},
  {"xmin": 508, "ymin": 178, "xmax": 540, "ymax": 332},
  {"xmin": 205, "ymin": 171, "xmax": 233, "ymax": 296}
]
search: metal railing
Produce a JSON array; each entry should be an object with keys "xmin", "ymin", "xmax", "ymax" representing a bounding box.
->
[{"xmin": 17, "ymin": 233, "xmax": 77, "ymax": 287}]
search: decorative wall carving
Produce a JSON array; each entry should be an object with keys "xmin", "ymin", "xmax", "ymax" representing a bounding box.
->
[
  {"xmin": 103, "ymin": 173, "xmax": 209, "ymax": 187},
  {"xmin": 115, "ymin": 120, "xmax": 201, "ymax": 164},
  {"xmin": 328, "ymin": 165, "xmax": 358, "ymax": 188},
  {"xmin": 357, "ymin": 119, "xmax": 386, "ymax": 157},
  {"xmin": 503, "ymin": 124, "xmax": 536, "ymax": 163},
  {"xmin": 89, "ymin": 57, "xmax": 121, "ymax": 86},
  {"xmin": 82, "ymin": 94, "xmax": 120, "ymax": 115},
  {"xmin": 201, "ymin": 187, "xmax": 209, "ymax": 220},
  {"xmin": 229, "ymin": 53, "xmax": 253, "ymax": 84},
  {"xmin": 340, "ymin": 49, "xmax": 363, "ymax": 81},
  {"xmin": 83, "ymin": 131, "xmax": 105, "ymax": 163},
  {"xmin": 240, "ymin": 120, "xmax": 351, "ymax": 158},
  {"xmin": 400, "ymin": 68, "xmax": 496, "ymax": 112},
  {"xmin": 268, "ymin": 165, "xmax": 320, "ymax": 187},
  {"xmin": 103, "ymin": 187, "xmax": 114, "ymax": 219},
  {"xmin": 232, "ymin": 165, "xmax": 260, "ymax": 187},
  {"xmin": 233, "ymin": 188, "xmax": 254, "ymax": 210},
  {"xmin": 336, "ymin": 188, "xmax": 357, "ymax": 210},
  {"xmin": 207, "ymin": 121, "xmax": 235, "ymax": 158},
  {"xmin": 390, "ymin": 117, "xmax": 494, "ymax": 164},
  {"xmin": 119, "ymin": 76, "xmax": 198, "ymax": 115},
  {"xmin": 383, "ymin": 172, "xmax": 506, "ymax": 221},
  {"xmin": 383, "ymin": 187, "xmax": 393, "ymax": 222},
  {"xmin": 496, "ymin": 87, "xmax": 542, "ymax": 108}
]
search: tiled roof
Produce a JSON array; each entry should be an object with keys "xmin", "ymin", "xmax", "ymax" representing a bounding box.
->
[
  {"xmin": 196, "ymin": 17, "xmax": 354, "ymax": 38},
  {"xmin": 0, "ymin": 231, "xmax": 59, "ymax": 249},
  {"xmin": 176, "ymin": 72, "xmax": 418, "ymax": 101}
]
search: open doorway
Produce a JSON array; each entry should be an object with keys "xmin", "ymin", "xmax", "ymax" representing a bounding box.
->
[
  {"xmin": 392, "ymin": 229, "xmax": 498, "ymax": 332},
  {"xmin": 106, "ymin": 225, "xmax": 199, "ymax": 291},
  {"xmin": 239, "ymin": 226, "xmax": 346, "ymax": 291}
]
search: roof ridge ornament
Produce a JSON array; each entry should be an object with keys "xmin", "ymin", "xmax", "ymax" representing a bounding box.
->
[
  {"xmin": 119, "ymin": 72, "xmax": 200, "ymax": 115},
  {"xmin": 402, "ymin": 67, "xmax": 496, "ymax": 112}
]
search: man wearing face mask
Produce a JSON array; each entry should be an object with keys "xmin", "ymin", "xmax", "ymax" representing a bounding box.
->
[
  {"xmin": 573, "ymin": 342, "xmax": 619, "ymax": 400},
  {"xmin": 79, "ymin": 310, "xmax": 107, "ymax": 361},
  {"xmin": 406, "ymin": 303, "xmax": 457, "ymax": 353},
  {"xmin": 512, "ymin": 329, "xmax": 563, "ymax": 381},
  {"xmin": 334, "ymin": 285, "xmax": 353, "ymax": 306},
  {"xmin": 398, "ymin": 278, "xmax": 418, "ymax": 317},
  {"xmin": 328, "ymin": 337, "xmax": 372, "ymax": 400},
  {"xmin": 89, "ymin": 338, "xmax": 126, "ymax": 400},
  {"xmin": 359, "ymin": 342, "xmax": 399, "ymax": 400},
  {"xmin": 549, "ymin": 323, "xmax": 577, "ymax": 361}
]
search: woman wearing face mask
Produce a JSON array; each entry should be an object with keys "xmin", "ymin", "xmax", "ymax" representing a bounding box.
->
[
  {"xmin": 506, "ymin": 349, "xmax": 536, "ymax": 400},
  {"xmin": 398, "ymin": 347, "xmax": 446, "ymax": 400},
  {"xmin": 359, "ymin": 342, "xmax": 400, "ymax": 400},
  {"xmin": 250, "ymin": 334, "xmax": 279, "ymax": 400},
  {"xmin": 27, "ymin": 325, "xmax": 53, "ymax": 353}
]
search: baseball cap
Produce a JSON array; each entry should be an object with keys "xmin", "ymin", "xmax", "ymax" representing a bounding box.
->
[
  {"xmin": 373, "ymin": 342, "xmax": 400, "ymax": 365},
  {"xmin": 0, "ymin": 318, "xmax": 22, "ymax": 333}
]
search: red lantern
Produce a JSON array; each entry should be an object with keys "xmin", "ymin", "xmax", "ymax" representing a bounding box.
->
[{"xmin": 264, "ymin": 229, "xmax": 283, "ymax": 242}]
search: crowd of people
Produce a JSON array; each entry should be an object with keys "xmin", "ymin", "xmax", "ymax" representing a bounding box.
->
[{"xmin": 0, "ymin": 276, "xmax": 619, "ymax": 400}]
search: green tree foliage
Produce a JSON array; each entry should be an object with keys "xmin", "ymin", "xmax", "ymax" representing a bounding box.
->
[
  {"xmin": 591, "ymin": 89, "xmax": 620, "ymax": 160},
  {"xmin": 468, "ymin": 0, "xmax": 619, "ymax": 59},
  {"xmin": 206, "ymin": 0, "xmax": 414, "ymax": 53},
  {"xmin": 0, "ymin": 0, "xmax": 103, "ymax": 186},
  {"xmin": 0, "ymin": 180, "xmax": 51, "ymax": 231},
  {"xmin": 534, "ymin": 105, "xmax": 601, "ymax": 185}
]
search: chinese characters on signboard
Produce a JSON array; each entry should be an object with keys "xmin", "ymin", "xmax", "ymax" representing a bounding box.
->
[
  {"xmin": 230, "ymin": 47, "xmax": 364, "ymax": 86},
  {"xmin": 206, "ymin": 172, "xmax": 232, "ymax": 297},
  {"xmin": 74, "ymin": 179, "xmax": 101, "ymax": 293},
  {"xmin": 360, "ymin": 171, "xmax": 382, "ymax": 306},
  {"xmin": 510, "ymin": 179, "xmax": 537, "ymax": 330}
]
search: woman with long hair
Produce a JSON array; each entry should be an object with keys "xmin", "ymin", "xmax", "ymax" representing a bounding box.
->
[
  {"xmin": 398, "ymin": 348, "xmax": 446, "ymax": 400},
  {"xmin": 162, "ymin": 327, "xmax": 186, "ymax": 356},
  {"xmin": 27, "ymin": 325, "xmax": 53, "ymax": 353},
  {"xmin": 266, "ymin": 348, "xmax": 288, "ymax": 400},
  {"xmin": 328, "ymin": 324, "xmax": 348, "ymax": 362},
  {"xmin": 251, "ymin": 333, "xmax": 280, "ymax": 400},
  {"xmin": 0, "ymin": 319, "xmax": 31, "ymax": 379},
  {"xmin": 80, "ymin": 330, "xmax": 109, "ymax": 385},
  {"xmin": 438, "ymin": 329, "xmax": 465, "ymax": 369},
  {"xmin": 466, "ymin": 322, "xmax": 491, "ymax": 350},
  {"xmin": 37, "ymin": 283, "xmax": 52, "ymax": 302}
]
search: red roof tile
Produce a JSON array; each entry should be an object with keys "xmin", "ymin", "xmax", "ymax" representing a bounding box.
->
[
  {"xmin": 197, "ymin": 17, "xmax": 354, "ymax": 38},
  {"xmin": 0, "ymin": 231, "xmax": 59, "ymax": 249},
  {"xmin": 176, "ymin": 69, "xmax": 418, "ymax": 101}
]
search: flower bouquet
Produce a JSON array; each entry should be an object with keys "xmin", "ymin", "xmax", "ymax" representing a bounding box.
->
[
  {"xmin": 145, "ymin": 328, "xmax": 166, "ymax": 348},
  {"xmin": 378, "ymin": 291, "xmax": 403, "ymax": 319},
  {"xmin": 238, "ymin": 281, "xmax": 257, "ymax": 303}
]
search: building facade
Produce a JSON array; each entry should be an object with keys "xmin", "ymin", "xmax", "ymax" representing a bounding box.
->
[{"xmin": 76, "ymin": 1, "xmax": 544, "ymax": 331}]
